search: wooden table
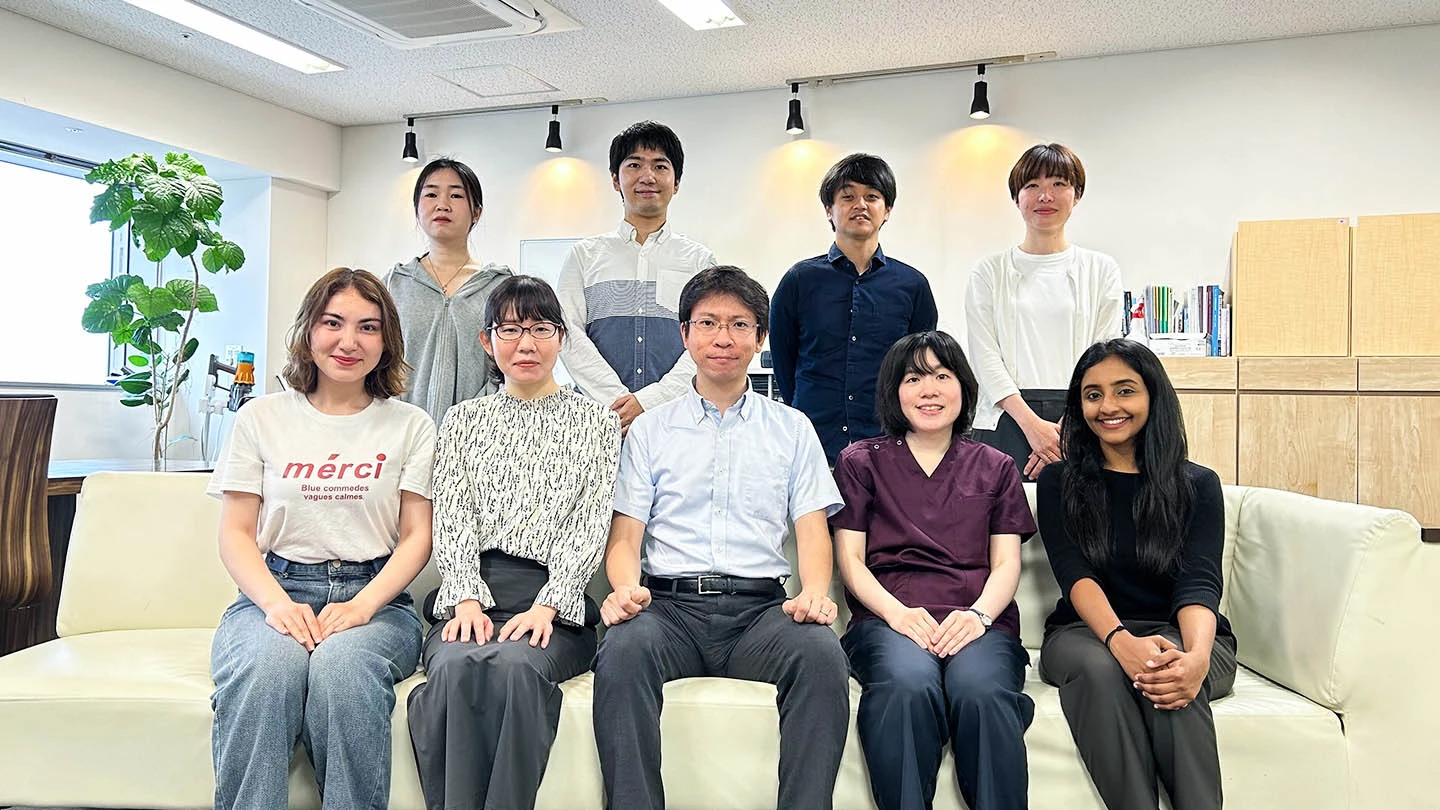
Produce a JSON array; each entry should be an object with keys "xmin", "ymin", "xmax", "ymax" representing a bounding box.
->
[{"xmin": 2, "ymin": 459, "xmax": 212, "ymax": 655}]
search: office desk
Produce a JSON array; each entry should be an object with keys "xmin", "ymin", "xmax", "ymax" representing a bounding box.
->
[{"xmin": 1, "ymin": 460, "xmax": 211, "ymax": 655}]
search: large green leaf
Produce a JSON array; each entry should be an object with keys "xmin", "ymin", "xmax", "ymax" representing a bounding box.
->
[
  {"xmin": 164, "ymin": 279, "xmax": 218, "ymax": 313},
  {"xmin": 185, "ymin": 174, "xmax": 224, "ymax": 219},
  {"xmin": 85, "ymin": 155, "xmax": 141, "ymax": 186},
  {"xmin": 178, "ymin": 337, "xmax": 200, "ymax": 363},
  {"xmin": 85, "ymin": 274, "xmax": 143, "ymax": 302},
  {"xmin": 129, "ymin": 201, "xmax": 196, "ymax": 262},
  {"xmin": 127, "ymin": 281, "xmax": 180, "ymax": 320},
  {"xmin": 127, "ymin": 354, "xmax": 150, "ymax": 368},
  {"xmin": 166, "ymin": 152, "xmax": 206, "ymax": 176},
  {"xmin": 137, "ymin": 173, "xmax": 187, "ymax": 214},
  {"xmin": 202, "ymin": 240, "xmax": 244, "ymax": 273},
  {"xmin": 81, "ymin": 298, "xmax": 135, "ymax": 334},
  {"xmin": 119, "ymin": 395, "xmax": 152, "ymax": 407},
  {"xmin": 90, "ymin": 183, "xmax": 136, "ymax": 227},
  {"xmin": 149, "ymin": 312, "xmax": 185, "ymax": 332}
]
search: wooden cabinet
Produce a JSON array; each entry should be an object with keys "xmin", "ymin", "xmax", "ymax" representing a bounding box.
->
[
  {"xmin": 1163, "ymin": 358, "xmax": 1237, "ymax": 484},
  {"xmin": 1352, "ymin": 214, "xmax": 1440, "ymax": 356},
  {"xmin": 1358, "ymin": 396, "xmax": 1440, "ymax": 528},
  {"xmin": 1233, "ymin": 218, "xmax": 1351, "ymax": 357},
  {"xmin": 1238, "ymin": 394, "xmax": 1357, "ymax": 502}
]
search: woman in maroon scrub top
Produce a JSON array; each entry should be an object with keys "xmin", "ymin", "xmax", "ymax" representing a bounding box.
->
[{"xmin": 832, "ymin": 330, "xmax": 1037, "ymax": 810}]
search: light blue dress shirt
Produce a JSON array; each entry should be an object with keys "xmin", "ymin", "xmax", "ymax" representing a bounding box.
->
[{"xmin": 614, "ymin": 381, "xmax": 843, "ymax": 579}]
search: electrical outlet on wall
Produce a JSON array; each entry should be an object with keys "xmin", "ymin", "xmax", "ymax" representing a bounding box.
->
[{"xmin": 224, "ymin": 344, "xmax": 243, "ymax": 366}]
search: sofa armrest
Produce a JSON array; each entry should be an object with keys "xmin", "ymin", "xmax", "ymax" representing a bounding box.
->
[
  {"xmin": 1223, "ymin": 485, "xmax": 1440, "ymax": 809},
  {"xmin": 57, "ymin": 471, "xmax": 234, "ymax": 636}
]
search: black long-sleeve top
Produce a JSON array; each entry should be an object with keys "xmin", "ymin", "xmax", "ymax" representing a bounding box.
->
[{"xmin": 1036, "ymin": 460, "xmax": 1233, "ymax": 639}]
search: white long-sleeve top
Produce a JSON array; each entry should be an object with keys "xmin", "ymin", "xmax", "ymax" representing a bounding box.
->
[
  {"xmin": 430, "ymin": 388, "xmax": 621, "ymax": 625},
  {"xmin": 965, "ymin": 245, "xmax": 1125, "ymax": 431},
  {"xmin": 556, "ymin": 220, "xmax": 717, "ymax": 410}
]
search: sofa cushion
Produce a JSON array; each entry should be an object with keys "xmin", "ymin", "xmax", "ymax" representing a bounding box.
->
[{"xmin": 0, "ymin": 628, "xmax": 1347, "ymax": 810}]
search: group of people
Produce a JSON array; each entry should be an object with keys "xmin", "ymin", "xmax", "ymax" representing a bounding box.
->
[{"xmin": 206, "ymin": 120, "xmax": 1238, "ymax": 810}]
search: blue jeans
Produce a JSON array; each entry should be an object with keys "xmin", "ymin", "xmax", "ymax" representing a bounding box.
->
[
  {"xmin": 843, "ymin": 619, "xmax": 1035, "ymax": 810},
  {"xmin": 210, "ymin": 555, "xmax": 422, "ymax": 810}
]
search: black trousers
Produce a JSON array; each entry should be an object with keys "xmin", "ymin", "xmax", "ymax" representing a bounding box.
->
[
  {"xmin": 592, "ymin": 586, "xmax": 851, "ymax": 810},
  {"xmin": 407, "ymin": 552, "xmax": 597, "ymax": 810},
  {"xmin": 1039, "ymin": 621, "xmax": 1238, "ymax": 810},
  {"xmin": 972, "ymin": 389, "xmax": 1067, "ymax": 481}
]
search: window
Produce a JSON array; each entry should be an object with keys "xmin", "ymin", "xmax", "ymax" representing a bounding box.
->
[{"xmin": 0, "ymin": 147, "xmax": 125, "ymax": 386}]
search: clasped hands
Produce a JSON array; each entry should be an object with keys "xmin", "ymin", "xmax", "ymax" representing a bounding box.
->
[
  {"xmin": 1109, "ymin": 631, "xmax": 1208, "ymax": 710},
  {"xmin": 887, "ymin": 605, "xmax": 985, "ymax": 657}
]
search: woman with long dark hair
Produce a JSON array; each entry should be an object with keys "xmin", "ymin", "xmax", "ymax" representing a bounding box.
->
[
  {"xmin": 406, "ymin": 275, "xmax": 620, "ymax": 810},
  {"xmin": 833, "ymin": 330, "xmax": 1036, "ymax": 810},
  {"xmin": 1036, "ymin": 338, "xmax": 1236, "ymax": 810}
]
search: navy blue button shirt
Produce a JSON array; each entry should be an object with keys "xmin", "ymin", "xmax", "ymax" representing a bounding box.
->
[{"xmin": 769, "ymin": 244, "xmax": 938, "ymax": 464}]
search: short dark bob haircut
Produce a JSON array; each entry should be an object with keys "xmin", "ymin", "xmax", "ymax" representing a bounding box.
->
[
  {"xmin": 282, "ymin": 267, "xmax": 409, "ymax": 398},
  {"xmin": 820, "ymin": 152, "xmax": 897, "ymax": 210},
  {"xmin": 678, "ymin": 265, "xmax": 769, "ymax": 342},
  {"xmin": 608, "ymin": 121, "xmax": 686, "ymax": 183},
  {"xmin": 1007, "ymin": 143, "xmax": 1086, "ymax": 202},
  {"xmin": 412, "ymin": 158, "xmax": 484, "ymax": 229},
  {"xmin": 875, "ymin": 331, "xmax": 979, "ymax": 437},
  {"xmin": 482, "ymin": 275, "xmax": 567, "ymax": 387}
]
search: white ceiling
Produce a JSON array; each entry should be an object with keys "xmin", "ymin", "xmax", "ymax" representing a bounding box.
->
[{"xmin": 4, "ymin": 0, "xmax": 1440, "ymax": 127}]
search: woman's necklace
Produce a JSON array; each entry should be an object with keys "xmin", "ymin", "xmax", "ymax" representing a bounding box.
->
[{"xmin": 425, "ymin": 255, "xmax": 471, "ymax": 296}]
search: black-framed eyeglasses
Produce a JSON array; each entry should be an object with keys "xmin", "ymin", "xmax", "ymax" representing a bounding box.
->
[
  {"xmin": 489, "ymin": 322, "xmax": 560, "ymax": 341},
  {"xmin": 686, "ymin": 318, "xmax": 756, "ymax": 336}
]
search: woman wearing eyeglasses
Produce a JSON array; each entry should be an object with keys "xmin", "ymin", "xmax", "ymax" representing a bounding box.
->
[{"xmin": 406, "ymin": 275, "xmax": 621, "ymax": 810}]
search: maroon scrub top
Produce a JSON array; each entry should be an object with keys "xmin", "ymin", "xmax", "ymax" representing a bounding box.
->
[{"xmin": 831, "ymin": 433, "xmax": 1036, "ymax": 638}]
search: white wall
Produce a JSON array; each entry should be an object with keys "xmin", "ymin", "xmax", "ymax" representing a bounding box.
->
[
  {"xmin": 267, "ymin": 179, "xmax": 332, "ymax": 393},
  {"xmin": 328, "ymin": 24, "xmax": 1440, "ymax": 339},
  {"xmin": 0, "ymin": 8, "xmax": 341, "ymax": 191}
]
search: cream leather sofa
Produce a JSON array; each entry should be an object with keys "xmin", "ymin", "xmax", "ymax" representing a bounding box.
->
[{"xmin": 0, "ymin": 471, "xmax": 1436, "ymax": 810}]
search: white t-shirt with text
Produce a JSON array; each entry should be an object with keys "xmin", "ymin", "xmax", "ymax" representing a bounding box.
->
[{"xmin": 207, "ymin": 390, "xmax": 436, "ymax": 564}]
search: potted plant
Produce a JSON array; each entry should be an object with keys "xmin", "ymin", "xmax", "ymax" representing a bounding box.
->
[{"xmin": 80, "ymin": 152, "xmax": 246, "ymax": 469}]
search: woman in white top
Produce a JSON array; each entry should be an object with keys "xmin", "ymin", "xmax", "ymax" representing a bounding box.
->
[
  {"xmin": 385, "ymin": 158, "xmax": 513, "ymax": 424},
  {"xmin": 407, "ymin": 275, "xmax": 621, "ymax": 810},
  {"xmin": 966, "ymin": 143, "xmax": 1124, "ymax": 481},
  {"xmin": 209, "ymin": 267, "xmax": 437, "ymax": 810}
]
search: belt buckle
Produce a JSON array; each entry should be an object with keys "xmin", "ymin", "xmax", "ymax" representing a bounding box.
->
[{"xmin": 696, "ymin": 575, "xmax": 724, "ymax": 595}]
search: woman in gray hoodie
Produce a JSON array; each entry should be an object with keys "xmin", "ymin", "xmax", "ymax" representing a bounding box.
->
[{"xmin": 385, "ymin": 158, "xmax": 512, "ymax": 424}]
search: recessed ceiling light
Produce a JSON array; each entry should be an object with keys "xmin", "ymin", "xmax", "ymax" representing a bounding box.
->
[
  {"xmin": 65, "ymin": 127, "xmax": 84, "ymax": 134},
  {"xmin": 654, "ymin": 0, "xmax": 745, "ymax": 30},
  {"xmin": 119, "ymin": 0, "xmax": 345, "ymax": 74}
]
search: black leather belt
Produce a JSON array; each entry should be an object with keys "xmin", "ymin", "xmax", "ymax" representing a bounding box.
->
[{"xmin": 643, "ymin": 574, "xmax": 782, "ymax": 596}]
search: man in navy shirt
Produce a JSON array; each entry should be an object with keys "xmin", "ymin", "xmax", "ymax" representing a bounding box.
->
[{"xmin": 770, "ymin": 153, "xmax": 939, "ymax": 464}]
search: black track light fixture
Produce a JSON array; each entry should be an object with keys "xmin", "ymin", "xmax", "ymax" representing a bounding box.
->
[
  {"xmin": 545, "ymin": 105, "xmax": 563, "ymax": 153},
  {"xmin": 970, "ymin": 65, "xmax": 990, "ymax": 120},
  {"xmin": 785, "ymin": 82, "xmax": 806, "ymax": 135},
  {"xmin": 402, "ymin": 117, "xmax": 419, "ymax": 162}
]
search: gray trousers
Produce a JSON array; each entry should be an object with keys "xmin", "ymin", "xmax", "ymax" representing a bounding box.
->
[
  {"xmin": 407, "ymin": 553, "xmax": 596, "ymax": 810},
  {"xmin": 592, "ymin": 587, "xmax": 851, "ymax": 810},
  {"xmin": 1039, "ymin": 621, "xmax": 1238, "ymax": 810}
]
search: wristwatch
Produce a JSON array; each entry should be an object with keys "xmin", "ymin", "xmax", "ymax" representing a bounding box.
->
[{"xmin": 966, "ymin": 607, "xmax": 993, "ymax": 629}]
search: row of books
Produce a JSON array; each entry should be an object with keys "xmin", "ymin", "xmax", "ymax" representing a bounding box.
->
[{"xmin": 1122, "ymin": 285, "xmax": 1231, "ymax": 357}]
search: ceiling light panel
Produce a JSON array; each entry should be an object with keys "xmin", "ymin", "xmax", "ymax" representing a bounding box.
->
[
  {"xmin": 120, "ymin": 0, "xmax": 345, "ymax": 74},
  {"xmin": 654, "ymin": 0, "xmax": 745, "ymax": 30}
]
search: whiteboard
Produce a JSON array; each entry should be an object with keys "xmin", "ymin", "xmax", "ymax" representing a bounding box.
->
[{"xmin": 518, "ymin": 238, "xmax": 580, "ymax": 387}]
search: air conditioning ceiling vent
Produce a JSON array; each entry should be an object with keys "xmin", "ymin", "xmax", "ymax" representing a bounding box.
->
[{"xmin": 297, "ymin": 0, "xmax": 577, "ymax": 47}]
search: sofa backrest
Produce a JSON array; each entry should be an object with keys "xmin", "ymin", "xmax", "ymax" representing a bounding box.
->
[{"xmin": 57, "ymin": 471, "xmax": 233, "ymax": 636}]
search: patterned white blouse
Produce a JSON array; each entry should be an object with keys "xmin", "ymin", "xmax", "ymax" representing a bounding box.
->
[{"xmin": 431, "ymin": 387, "xmax": 621, "ymax": 625}]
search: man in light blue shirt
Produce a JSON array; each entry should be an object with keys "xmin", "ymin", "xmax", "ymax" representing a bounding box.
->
[{"xmin": 593, "ymin": 266, "xmax": 850, "ymax": 810}]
